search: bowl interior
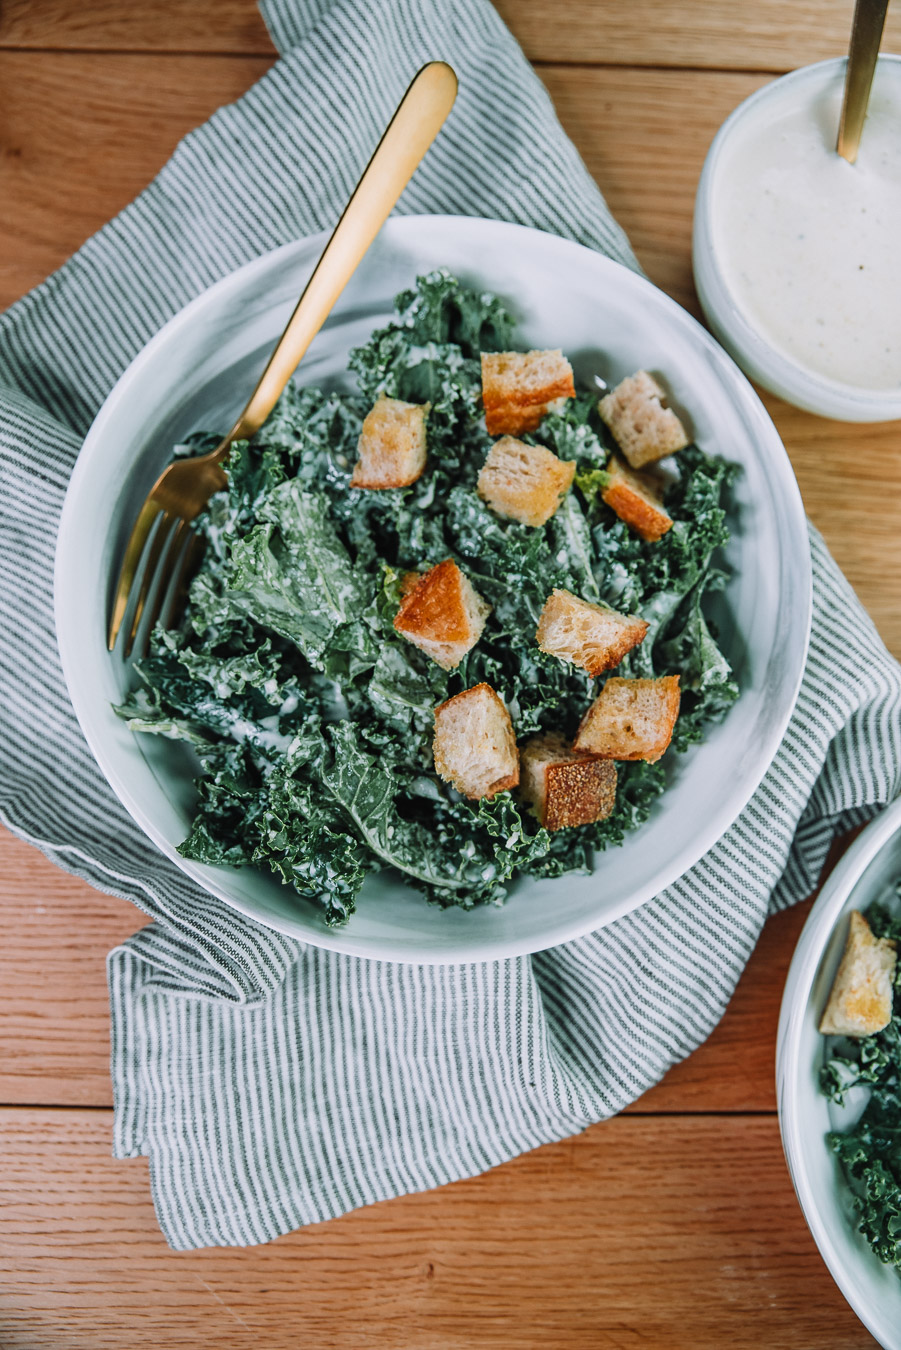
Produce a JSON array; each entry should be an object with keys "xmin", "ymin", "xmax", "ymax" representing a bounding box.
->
[
  {"xmin": 55, "ymin": 215, "xmax": 811, "ymax": 962},
  {"xmin": 778, "ymin": 800, "xmax": 901, "ymax": 1349}
]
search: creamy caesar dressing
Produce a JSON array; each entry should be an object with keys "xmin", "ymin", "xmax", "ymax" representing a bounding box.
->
[{"xmin": 714, "ymin": 62, "xmax": 901, "ymax": 391}]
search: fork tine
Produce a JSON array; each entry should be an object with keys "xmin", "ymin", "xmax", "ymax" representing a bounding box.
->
[
  {"xmin": 136, "ymin": 518, "xmax": 191, "ymax": 653},
  {"xmin": 160, "ymin": 530, "xmax": 205, "ymax": 633},
  {"xmin": 123, "ymin": 512, "xmax": 180, "ymax": 659},
  {"xmin": 107, "ymin": 499, "xmax": 164, "ymax": 651}
]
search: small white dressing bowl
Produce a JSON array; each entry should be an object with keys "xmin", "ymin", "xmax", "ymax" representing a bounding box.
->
[{"xmin": 694, "ymin": 57, "xmax": 901, "ymax": 423}]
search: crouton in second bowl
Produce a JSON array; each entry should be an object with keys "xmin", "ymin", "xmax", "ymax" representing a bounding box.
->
[{"xmin": 55, "ymin": 216, "xmax": 810, "ymax": 963}]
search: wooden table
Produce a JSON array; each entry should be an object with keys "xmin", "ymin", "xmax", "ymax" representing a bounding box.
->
[{"xmin": 2, "ymin": 3, "xmax": 900, "ymax": 1345}]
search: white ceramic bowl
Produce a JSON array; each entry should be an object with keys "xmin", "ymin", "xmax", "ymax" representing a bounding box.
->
[
  {"xmin": 55, "ymin": 215, "xmax": 811, "ymax": 963},
  {"xmin": 778, "ymin": 798, "xmax": 901, "ymax": 1348},
  {"xmin": 694, "ymin": 56, "xmax": 901, "ymax": 423}
]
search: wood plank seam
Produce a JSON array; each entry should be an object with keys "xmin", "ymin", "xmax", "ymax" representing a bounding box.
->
[{"xmin": 0, "ymin": 45, "xmax": 790, "ymax": 78}]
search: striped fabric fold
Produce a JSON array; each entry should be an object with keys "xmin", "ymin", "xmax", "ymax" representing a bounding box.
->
[{"xmin": 2, "ymin": 0, "xmax": 901, "ymax": 1249}]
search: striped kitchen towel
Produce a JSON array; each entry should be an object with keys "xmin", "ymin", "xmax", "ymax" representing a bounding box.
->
[{"xmin": 2, "ymin": 0, "xmax": 901, "ymax": 1250}]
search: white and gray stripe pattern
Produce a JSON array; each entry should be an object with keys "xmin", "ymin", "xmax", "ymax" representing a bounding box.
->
[{"xmin": 1, "ymin": 0, "xmax": 900, "ymax": 1249}]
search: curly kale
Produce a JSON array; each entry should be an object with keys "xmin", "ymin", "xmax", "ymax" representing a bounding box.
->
[{"xmin": 115, "ymin": 269, "xmax": 739, "ymax": 926}]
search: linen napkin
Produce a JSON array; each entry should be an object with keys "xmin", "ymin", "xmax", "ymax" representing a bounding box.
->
[{"xmin": 1, "ymin": 0, "xmax": 900, "ymax": 1251}]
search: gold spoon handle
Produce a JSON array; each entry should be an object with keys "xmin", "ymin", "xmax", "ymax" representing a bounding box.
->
[
  {"xmin": 837, "ymin": 0, "xmax": 890, "ymax": 163},
  {"xmin": 219, "ymin": 61, "xmax": 458, "ymax": 452}
]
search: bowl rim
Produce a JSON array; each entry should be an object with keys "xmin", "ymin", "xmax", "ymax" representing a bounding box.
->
[
  {"xmin": 54, "ymin": 213, "xmax": 813, "ymax": 963},
  {"xmin": 693, "ymin": 54, "xmax": 901, "ymax": 424},
  {"xmin": 777, "ymin": 795, "xmax": 901, "ymax": 1349}
]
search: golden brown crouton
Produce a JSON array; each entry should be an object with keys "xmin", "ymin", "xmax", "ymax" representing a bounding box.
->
[
  {"xmin": 598, "ymin": 371, "xmax": 689, "ymax": 469},
  {"xmin": 535, "ymin": 589, "xmax": 648, "ymax": 678},
  {"xmin": 601, "ymin": 454, "xmax": 673, "ymax": 542},
  {"xmin": 819, "ymin": 911, "xmax": 897, "ymax": 1037},
  {"xmin": 573, "ymin": 676, "xmax": 681, "ymax": 763},
  {"xmin": 350, "ymin": 395, "xmax": 430, "ymax": 488},
  {"xmin": 394, "ymin": 559, "xmax": 490, "ymax": 670},
  {"xmin": 519, "ymin": 732, "xmax": 617, "ymax": 831},
  {"xmin": 481, "ymin": 350, "xmax": 575, "ymax": 436},
  {"xmin": 477, "ymin": 436, "xmax": 575, "ymax": 528},
  {"xmin": 433, "ymin": 683, "xmax": 519, "ymax": 800}
]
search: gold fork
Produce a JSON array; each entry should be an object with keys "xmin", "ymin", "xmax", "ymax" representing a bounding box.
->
[{"xmin": 108, "ymin": 60, "xmax": 458, "ymax": 655}]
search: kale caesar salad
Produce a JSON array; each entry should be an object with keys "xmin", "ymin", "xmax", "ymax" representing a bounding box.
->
[
  {"xmin": 118, "ymin": 270, "xmax": 739, "ymax": 927},
  {"xmin": 820, "ymin": 899, "xmax": 901, "ymax": 1274}
]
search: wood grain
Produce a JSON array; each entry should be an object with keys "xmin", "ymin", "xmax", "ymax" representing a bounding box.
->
[
  {"xmin": 0, "ymin": 52, "xmax": 273, "ymax": 308},
  {"xmin": 0, "ymin": 824, "xmax": 809, "ymax": 1110},
  {"xmin": 0, "ymin": 0, "xmax": 277, "ymax": 55},
  {"xmin": 0, "ymin": 831, "xmax": 144, "ymax": 1106},
  {"xmin": 3, "ymin": 0, "xmax": 901, "ymax": 74},
  {"xmin": 0, "ymin": 1108, "xmax": 878, "ymax": 1348}
]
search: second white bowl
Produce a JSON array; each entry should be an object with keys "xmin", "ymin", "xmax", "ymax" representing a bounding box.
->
[{"xmin": 778, "ymin": 797, "xmax": 901, "ymax": 1348}]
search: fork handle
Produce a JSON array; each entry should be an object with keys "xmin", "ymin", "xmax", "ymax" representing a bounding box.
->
[{"xmin": 218, "ymin": 61, "xmax": 458, "ymax": 453}]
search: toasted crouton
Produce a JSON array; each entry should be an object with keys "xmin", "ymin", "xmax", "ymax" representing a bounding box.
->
[
  {"xmin": 601, "ymin": 454, "xmax": 673, "ymax": 542},
  {"xmin": 574, "ymin": 676, "xmax": 681, "ymax": 763},
  {"xmin": 519, "ymin": 732, "xmax": 617, "ymax": 831},
  {"xmin": 598, "ymin": 371, "xmax": 689, "ymax": 469},
  {"xmin": 433, "ymin": 683, "xmax": 519, "ymax": 800},
  {"xmin": 481, "ymin": 350, "xmax": 575, "ymax": 436},
  {"xmin": 477, "ymin": 436, "xmax": 575, "ymax": 527},
  {"xmin": 819, "ymin": 911, "xmax": 897, "ymax": 1037},
  {"xmin": 394, "ymin": 559, "xmax": 490, "ymax": 670},
  {"xmin": 535, "ymin": 589, "xmax": 648, "ymax": 677},
  {"xmin": 350, "ymin": 395, "xmax": 429, "ymax": 488}
]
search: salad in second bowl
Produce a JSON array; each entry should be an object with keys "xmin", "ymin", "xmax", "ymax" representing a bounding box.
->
[
  {"xmin": 117, "ymin": 269, "xmax": 738, "ymax": 926},
  {"xmin": 820, "ymin": 894, "xmax": 901, "ymax": 1276}
]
